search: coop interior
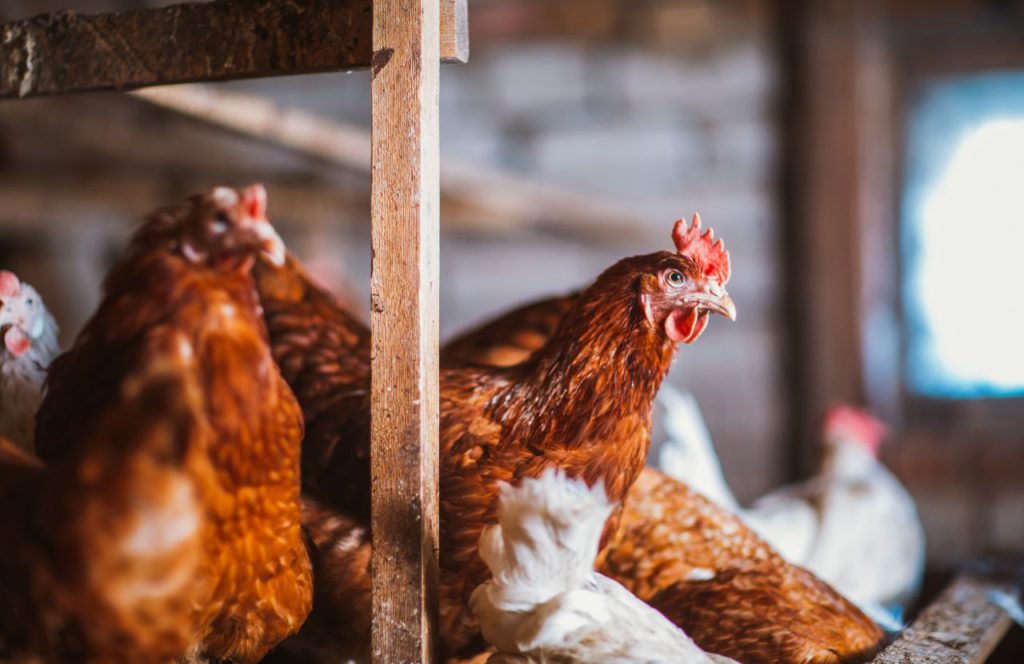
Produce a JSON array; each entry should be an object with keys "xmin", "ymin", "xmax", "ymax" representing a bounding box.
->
[{"xmin": 0, "ymin": 0, "xmax": 1022, "ymax": 662}]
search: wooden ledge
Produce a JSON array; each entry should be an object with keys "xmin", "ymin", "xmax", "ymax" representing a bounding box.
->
[
  {"xmin": 871, "ymin": 562, "xmax": 1022, "ymax": 664},
  {"xmin": 0, "ymin": 0, "xmax": 468, "ymax": 100}
]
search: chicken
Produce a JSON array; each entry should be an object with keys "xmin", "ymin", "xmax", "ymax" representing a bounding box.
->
[
  {"xmin": 442, "ymin": 292, "xmax": 886, "ymax": 662},
  {"xmin": 33, "ymin": 185, "xmax": 312, "ymax": 663},
  {"xmin": 773, "ymin": 407, "xmax": 925, "ymax": 619},
  {"xmin": 252, "ymin": 253, "xmax": 372, "ymax": 521},
  {"xmin": 655, "ymin": 385, "xmax": 740, "ymax": 512},
  {"xmin": 281, "ymin": 496, "xmax": 373, "ymax": 663},
  {"xmin": 599, "ymin": 469, "xmax": 883, "ymax": 664},
  {"xmin": 655, "ymin": 385, "xmax": 816, "ymax": 563},
  {"xmin": 256, "ymin": 214, "xmax": 737, "ymax": 656},
  {"xmin": 0, "ymin": 270, "xmax": 59, "ymax": 452},
  {"xmin": 657, "ymin": 398, "xmax": 924, "ymax": 621},
  {"xmin": 443, "ymin": 294, "xmax": 575, "ymax": 369},
  {"xmin": 471, "ymin": 468, "xmax": 738, "ymax": 664},
  {"xmin": 0, "ymin": 348, "xmax": 206, "ymax": 662}
]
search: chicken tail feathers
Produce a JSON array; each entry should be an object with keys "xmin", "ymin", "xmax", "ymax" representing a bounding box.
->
[
  {"xmin": 488, "ymin": 469, "xmax": 613, "ymax": 601},
  {"xmin": 472, "ymin": 469, "xmax": 614, "ymax": 629}
]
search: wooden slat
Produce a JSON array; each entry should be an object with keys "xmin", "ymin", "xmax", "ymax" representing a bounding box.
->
[
  {"xmin": 131, "ymin": 84, "xmax": 651, "ymax": 242},
  {"xmin": 871, "ymin": 574, "xmax": 1016, "ymax": 664},
  {"xmin": 369, "ymin": 0, "xmax": 440, "ymax": 660},
  {"xmin": 0, "ymin": 0, "xmax": 467, "ymax": 100},
  {"xmin": 0, "ymin": 174, "xmax": 370, "ymax": 233},
  {"xmin": 441, "ymin": 0, "xmax": 470, "ymax": 65}
]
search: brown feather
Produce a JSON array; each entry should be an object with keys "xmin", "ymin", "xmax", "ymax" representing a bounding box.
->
[
  {"xmin": 442, "ymin": 294, "xmax": 577, "ymax": 369},
  {"xmin": 1, "ymin": 345, "xmax": 206, "ymax": 662},
  {"xmin": 254, "ymin": 255, "xmax": 373, "ymax": 521},
  {"xmin": 600, "ymin": 469, "xmax": 882, "ymax": 663}
]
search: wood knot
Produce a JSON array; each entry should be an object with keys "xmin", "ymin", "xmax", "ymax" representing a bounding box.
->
[
  {"xmin": 371, "ymin": 47, "xmax": 394, "ymax": 79},
  {"xmin": 370, "ymin": 292, "xmax": 385, "ymax": 313}
]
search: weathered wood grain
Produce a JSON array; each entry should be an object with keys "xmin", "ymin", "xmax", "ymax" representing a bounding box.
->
[
  {"xmin": 0, "ymin": 0, "xmax": 466, "ymax": 100},
  {"xmin": 871, "ymin": 574, "xmax": 1016, "ymax": 664},
  {"xmin": 369, "ymin": 0, "xmax": 441, "ymax": 661}
]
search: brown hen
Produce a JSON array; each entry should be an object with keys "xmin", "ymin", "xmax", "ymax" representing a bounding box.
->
[
  {"xmin": 0, "ymin": 340, "xmax": 206, "ymax": 662},
  {"xmin": 442, "ymin": 293, "xmax": 576, "ymax": 369},
  {"xmin": 600, "ymin": 469, "xmax": 882, "ymax": 664},
  {"xmin": 33, "ymin": 185, "xmax": 311, "ymax": 663},
  {"xmin": 256, "ymin": 215, "xmax": 736, "ymax": 658},
  {"xmin": 444, "ymin": 287, "xmax": 885, "ymax": 663},
  {"xmin": 253, "ymin": 254, "xmax": 372, "ymax": 521}
]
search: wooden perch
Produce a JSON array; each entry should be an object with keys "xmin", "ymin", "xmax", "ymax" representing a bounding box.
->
[
  {"xmin": 132, "ymin": 84, "xmax": 651, "ymax": 242},
  {"xmin": 871, "ymin": 571, "xmax": 1019, "ymax": 664},
  {"xmin": 0, "ymin": 0, "xmax": 468, "ymax": 100},
  {"xmin": 0, "ymin": 175, "xmax": 369, "ymax": 233}
]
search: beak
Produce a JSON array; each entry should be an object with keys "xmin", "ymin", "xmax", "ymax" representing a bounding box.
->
[
  {"xmin": 683, "ymin": 284, "xmax": 737, "ymax": 321},
  {"xmin": 254, "ymin": 219, "xmax": 286, "ymax": 267}
]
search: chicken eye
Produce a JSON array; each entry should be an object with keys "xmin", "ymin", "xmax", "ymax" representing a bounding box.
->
[
  {"xmin": 666, "ymin": 270, "xmax": 685, "ymax": 286},
  {"xmin": 211, "ymin": 211, "xmax": 231, "ymax": 234}
]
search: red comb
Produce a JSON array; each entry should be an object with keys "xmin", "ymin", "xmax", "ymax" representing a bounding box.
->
[
  {"xmin": 672, "ymin": 213, "xmax": 731, "ymax": 285},
  {"xmin": 242, "ymin": 184, "xmax": 267, "ymax": 220},
  {"xmin": 0, "ymin": 271, "xmax": 20, "ymax": 298},
  {"xmin": 823, "ymin": 405, "xmax": 887, "ymax": 455}
]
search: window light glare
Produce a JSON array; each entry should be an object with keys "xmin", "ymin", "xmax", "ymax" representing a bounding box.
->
[{"xmin": 909, "ymin": 119, "xmax": 1024, "ymax": 397}]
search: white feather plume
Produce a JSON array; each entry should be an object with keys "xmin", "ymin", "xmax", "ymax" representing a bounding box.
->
[{"xmin": 471, "ymin": 469, "xmax": 737, "ymax": 663}]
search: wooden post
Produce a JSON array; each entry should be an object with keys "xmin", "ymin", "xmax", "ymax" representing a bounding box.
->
[
  {"xmin": 775, "ymin": 0, "xmax": 880, "ymax": 478},
  {"xmin": 369, "ymin": 0, "xmax": 440, "ymax": 661}
]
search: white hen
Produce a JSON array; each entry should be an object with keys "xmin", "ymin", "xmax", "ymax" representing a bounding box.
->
[
  {"xmin": 471, "ymin": 469, "xmax": 738, "ymax": 664},
  {"xmin": 0, "ymin": 270, "xmax": 59, "ymax": 452},
  {"xmin": 656, "ymin": 386, "xmax": 924, "ymax": 623}
]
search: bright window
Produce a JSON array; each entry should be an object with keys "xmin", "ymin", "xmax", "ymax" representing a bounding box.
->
[{"xmin": 903, "ymin": 73, "xmax": 1024, "ymax": 398}]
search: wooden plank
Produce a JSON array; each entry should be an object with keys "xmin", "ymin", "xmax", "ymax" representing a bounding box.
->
[
  {"xmin": 0, "ymin": 175, "xmax": 369, "ymax": 234},
  {"xmin": 0, "ymin": 0, "xmax": 467, "ymax": 100},
  {"xmin": 871, "ymin": 574, "xmax": 1016, "ymax": 664},
  {"xmin": 441, "ymin": 0, "xmax": 470, "ymax": 65},
  {"xmin": 369, "ymin": 0, "xmax": 440, "ymax": 660},
  {"xmin": 131, "ymin": 84, "xmax": 651, "ymax": 242}
]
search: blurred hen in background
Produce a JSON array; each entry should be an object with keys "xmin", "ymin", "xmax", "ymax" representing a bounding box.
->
[
  {"xmin": 0, "ymin": 271, "xmax": 58, "ymax": 453},
  {"xmin": 658, "ymin": 395, "xmax": 925, "ymax": 627}
]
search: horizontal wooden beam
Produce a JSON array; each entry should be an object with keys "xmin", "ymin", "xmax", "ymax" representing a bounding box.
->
[
  {"xmin": 0, "ymin": 174, "xmax": 368, "ymax": 233},
  {"xmin": 871, "ymin": 572, "xmax": 1018, "ymax": 664},
  {"xmin": 0, "ymin": 0, "xmax": 467, "ymax": 100},
  {"xmin": 131, "ymin": 84, "xmax": 651, "ymax": 243}
]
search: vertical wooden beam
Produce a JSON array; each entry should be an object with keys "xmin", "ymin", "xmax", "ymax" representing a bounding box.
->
[
  {"xmin": 774, "ymin": 0, "xmax": 811, "ymax": 482},
  {"xmin": 369, "ymin": 0, "xmax": 440, "ymax": 661},
  {"xmin": 776, "ymin": 0, "xmax": 881, "ymax": 477}
]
